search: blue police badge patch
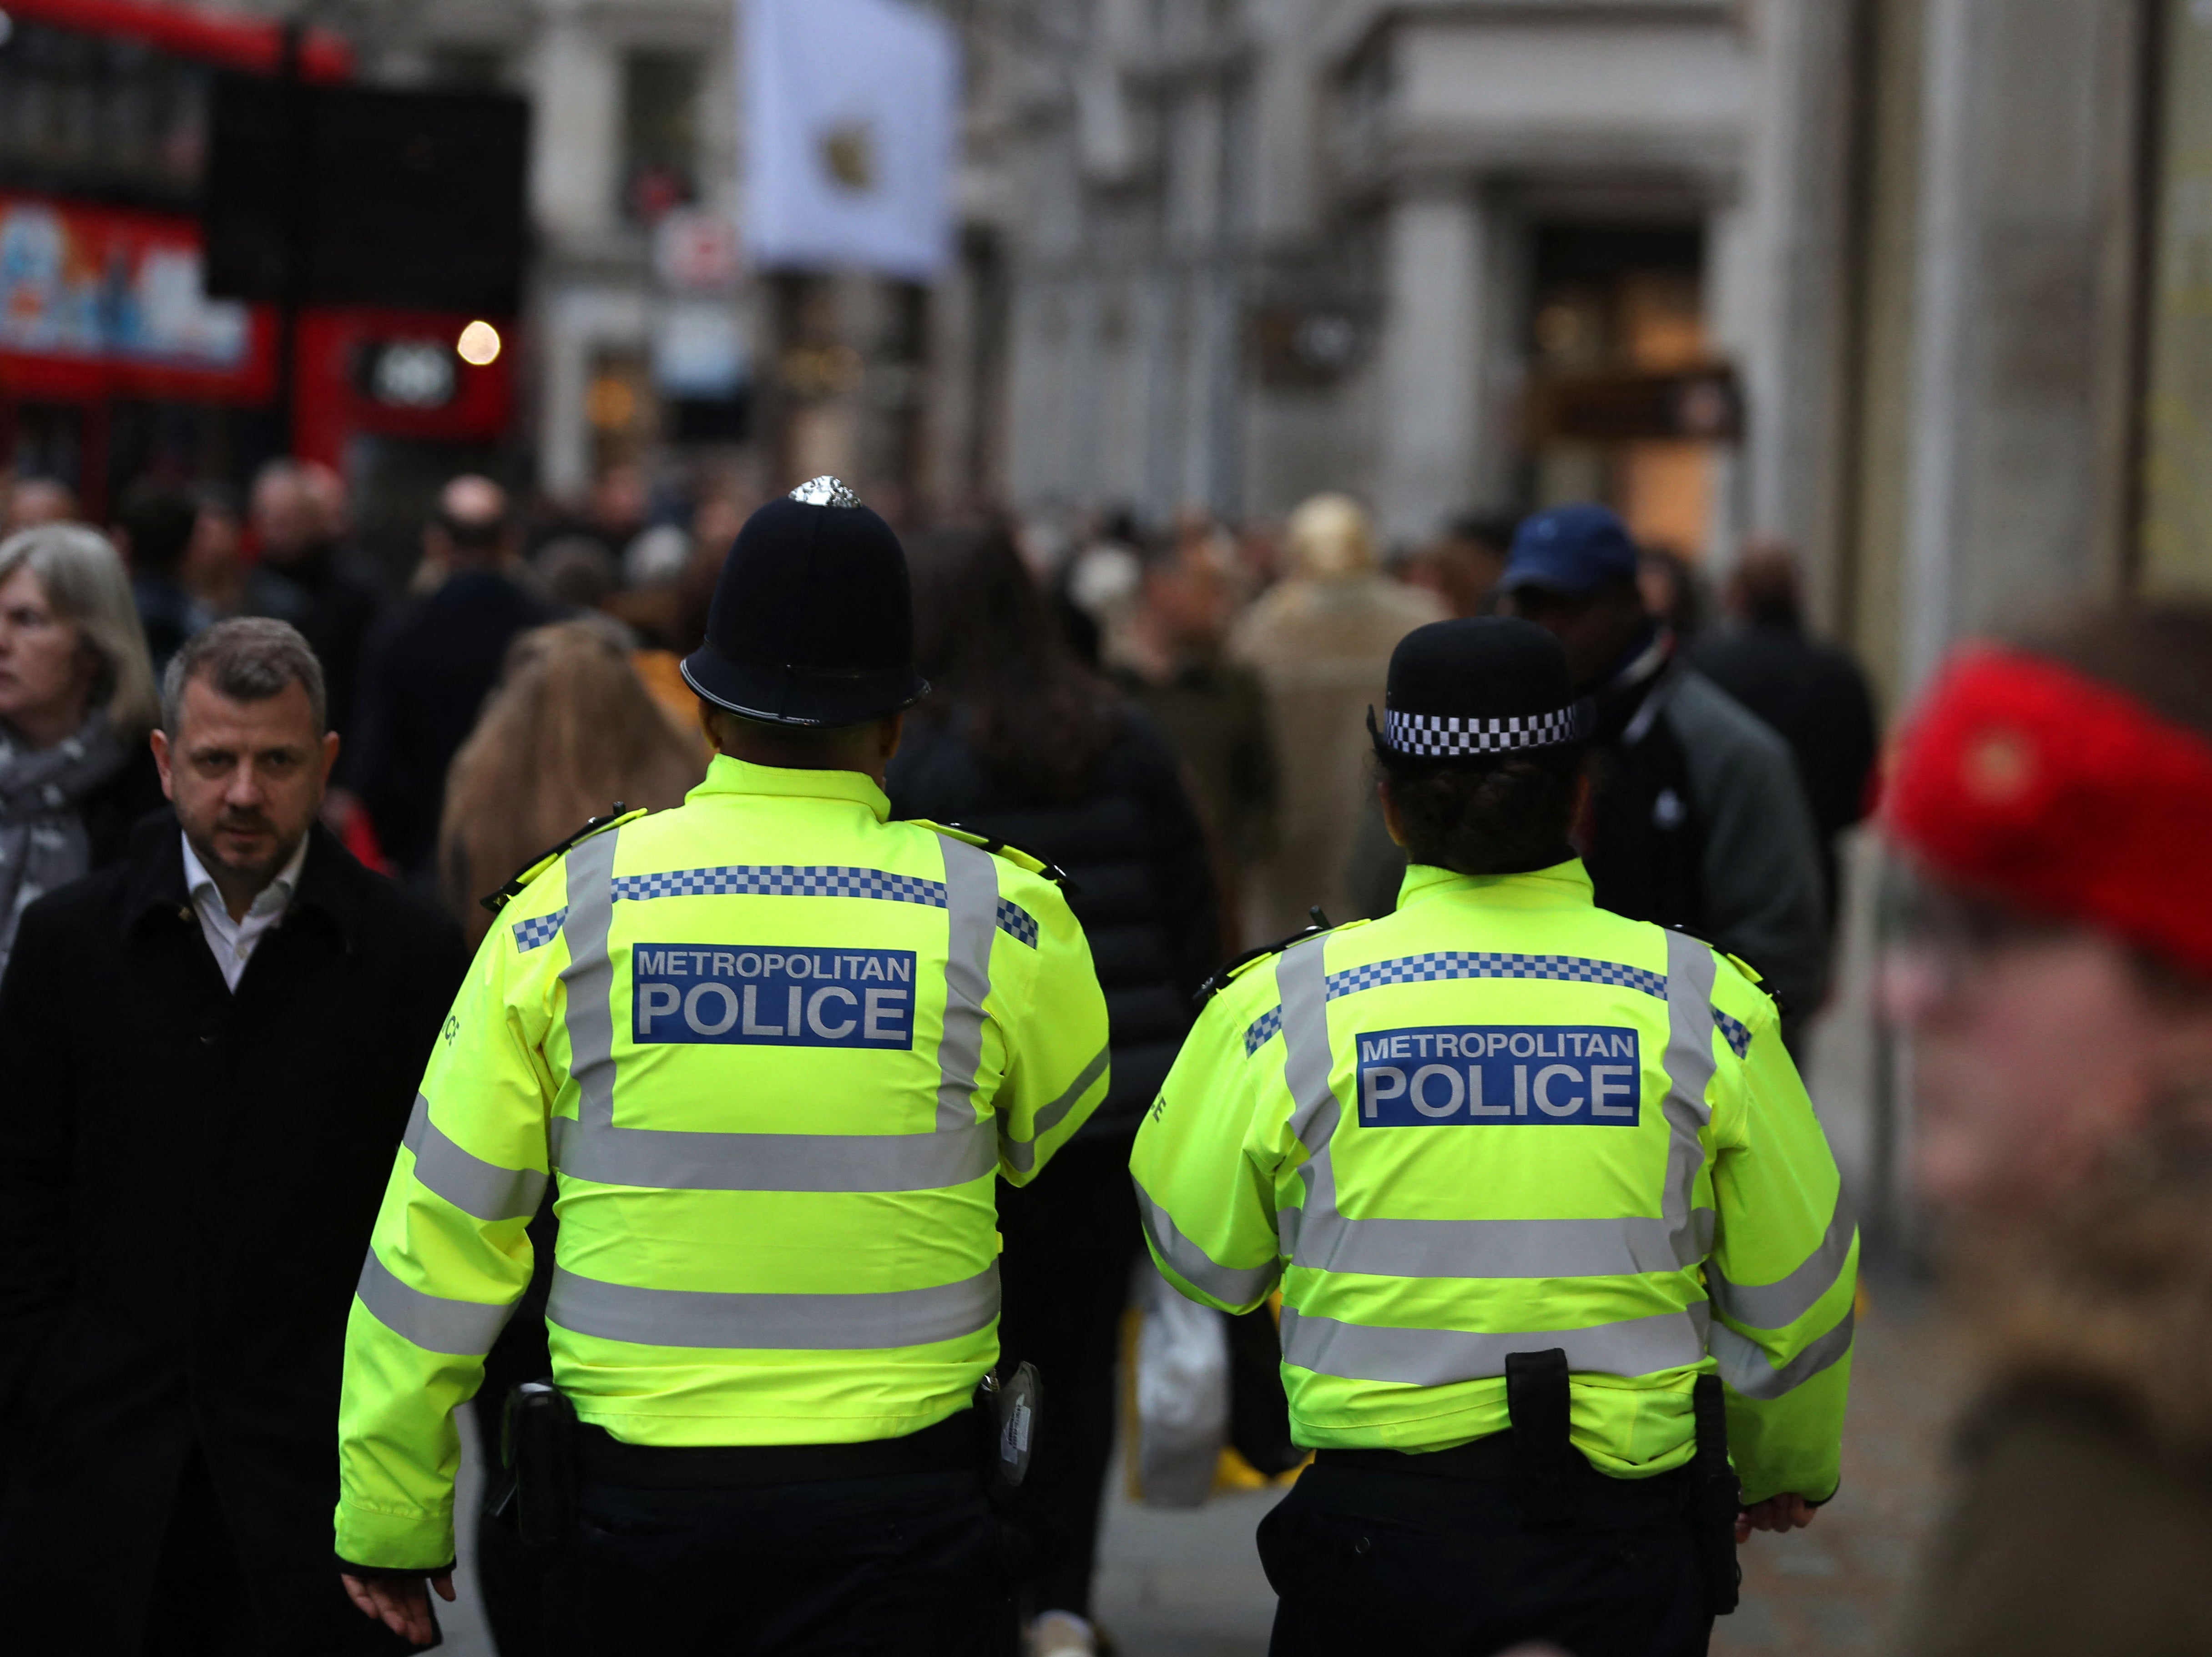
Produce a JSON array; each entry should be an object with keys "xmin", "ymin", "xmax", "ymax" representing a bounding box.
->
[
  {"xmin": 1356, "ymin": 1025, "xmax": 1641, "ymax": 1126},
  {"xmin": 631, "ymin": 945, "xmax": 917, "ymax": 1049}
]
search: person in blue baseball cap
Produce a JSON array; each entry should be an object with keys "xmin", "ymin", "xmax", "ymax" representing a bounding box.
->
[{"xmin": 1493, "ymin": 503, "xmax": 1830, "ymax": 1039}]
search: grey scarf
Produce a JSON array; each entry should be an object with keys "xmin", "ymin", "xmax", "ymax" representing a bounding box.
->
[{"xmin": 0, "ymin": 710, "xmax": 130, "ymax": 978}]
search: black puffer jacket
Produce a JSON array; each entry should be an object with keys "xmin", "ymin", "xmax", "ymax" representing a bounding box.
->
[{"xmin": 888, "ymin": 703, "xmax": 1217, "ymax": 1138}]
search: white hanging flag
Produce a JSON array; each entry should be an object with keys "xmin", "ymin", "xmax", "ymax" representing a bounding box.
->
[{"xmin": 742, "ymin": 0, "xmax": 960, "ymax": 282}]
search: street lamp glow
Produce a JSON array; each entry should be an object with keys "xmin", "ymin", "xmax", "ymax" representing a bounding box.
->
[{"xmin": 456, "ymin": 320, "xmax": 502, "ymax": 367}]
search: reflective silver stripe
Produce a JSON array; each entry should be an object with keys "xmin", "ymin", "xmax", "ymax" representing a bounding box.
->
[
  {"xmin": 934, "ymin": 835, "xmax": 998, "ymax": 1133},
  {"xmin": 1279, "ymin": 936, "xmax": 1338, "ymax": 1153},
  {"xmin": 546, "ymin": 1262, "xmax": 1001, "ymax": 1351},
  {"xmin": 1277, "ymin": 935, "xmax": 1339, "ymax": 1268},
  {"xmin": 1280, "ymin": 1302, "xmax": 1711, "ymax": 1386},
  {"xmin": 550, "ymin": 1115, "xmax": 995, "ymax": 1192},
  {"xmin": 559, "ymin": 828, "xmax": 621, "ymax": 1132},
  {"xmin": 1710, "ymin": 1306, "xmax": 1855, "ymax": 1400},
  {"xmin": 1291, "ymin": 1210, "xmax": 1716, "ymax": 1281},
  {"xmin": 1000, "ymin": 1044, "xmax": 1111, "ymax": 1175},
  {"xmin": 1708, "ymin": 1188, "xmax": 1859, "ymax": 1331},
  {"xmin": 354, "ymin": 1250, "xmax": 514, "ymax": 1357},
  {"xmin": 1660, "ymin": 930, "xmax": 1719, "ymax": 1258},
  {"xmin": 1135, "ymin": 1176, "xmax": 1280, "ymax": 1307},
  {"xmin": 403, "ymin": 1094, "xmax": 546, "ymax": 1222}
]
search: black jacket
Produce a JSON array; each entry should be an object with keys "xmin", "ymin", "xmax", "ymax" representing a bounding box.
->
[
  {"xmin": 352, "ymin": 568, "xmax": 562, "ymax": 879},
  {"xmin": 0, "ymin": 813, "xmax": 466, "ymax": 1654},
  {"xmin": 887, "ymin": 705, "xmax": 1218, "ymax": 1137},
  {"xmin": 1688, "ymin": 619, "xmax": 1880, "ymax": 926}
]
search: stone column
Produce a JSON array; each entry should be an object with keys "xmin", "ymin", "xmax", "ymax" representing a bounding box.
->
[
  {"xmin": 525, "ymin": 2, "xmax": 621, "ymax": 498},
  {"xmin": 1898, "ymin": 0, "xmax": 2143, "ymax": 693},
  {"xmin": 1732, "ymin": 0, "xmax": 1862, "ymax": 616},
  {"xmin": 525, "ymin": 5, "xmax": 618, "ymax": 245},
  {"xmin": 1376, "ymin": 182, "xmax": 1485, "ymax": 546}
]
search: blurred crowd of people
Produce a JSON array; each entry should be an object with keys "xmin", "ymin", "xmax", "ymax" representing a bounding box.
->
[{"xmin": 0, "ymin": 455, "xmax": 1881, "ymax": 984}]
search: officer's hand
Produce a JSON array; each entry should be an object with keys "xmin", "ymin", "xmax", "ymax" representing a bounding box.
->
[
  {"xmin": 340, "ymin": 1570, "xmax": 455, "ymax": 1646},
  {"xmin": 1735, "ymin": 1494, "xmax": 1818, "ymax": 1544}
]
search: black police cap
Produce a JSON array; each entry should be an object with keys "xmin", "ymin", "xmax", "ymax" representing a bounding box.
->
[
  {"xmin": 1370, "ymin": 616, "xmax": 1593, "ymax": 762},
  {"xmin": 681, "ymin": 476, "xmax": 931, "ymax": 727}
]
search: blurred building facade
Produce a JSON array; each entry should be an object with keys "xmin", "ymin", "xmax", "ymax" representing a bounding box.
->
[
  {"xmin": 293, "ymin": 0, "xmax": 755, "ymax": 501},
  {"xmin": 204, "ymin": 0, "xmax": 2209, "ymax": 702},
  {"xmin": 990, "ymin": 0, "xmax": 1769, "ymax": 563},
  {"xmin": 986, "ymin": 0, "xmax": 2212, "ymax": 700}
]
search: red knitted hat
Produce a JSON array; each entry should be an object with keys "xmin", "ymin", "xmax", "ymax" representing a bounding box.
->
[{"xmin": 1884, "ymin": 644, "xmax": 2212, "ymax": 979}]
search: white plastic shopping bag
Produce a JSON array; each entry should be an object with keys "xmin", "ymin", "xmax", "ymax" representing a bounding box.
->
[{"xmin": 1133, "ymin": 1258, "xmax": 1229, "ymax": 1507}]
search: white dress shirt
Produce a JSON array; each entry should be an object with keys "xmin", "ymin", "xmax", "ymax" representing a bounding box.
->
[{"xmin": 182, "ymin": 831, "xmax": 310, "ymax": 992}]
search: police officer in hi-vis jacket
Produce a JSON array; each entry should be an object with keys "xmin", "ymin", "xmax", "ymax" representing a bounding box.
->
[
  {"xmin": 334, "ymin": 478, "xmax": 1111, "ymax": 1653},
  {"xmin": 1133, "ymin": 616, "xmax": 1853, "ymax": 1657}
]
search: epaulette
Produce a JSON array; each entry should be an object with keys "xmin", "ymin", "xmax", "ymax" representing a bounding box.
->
[
  {"xmin": 1192, "ymin": 908, "xmax": 1366, "ymax": 1011},
  {"xmin": 1666, "ymin": 923, "xmax": 1786, "ymax": 1018},
  {"xmin": 479, "ymin": 804, "xmax": 649, "ymax": 915},
  {"xmin": 912, "ymin": 818, "xmax": 1077, "ymax": 894}
]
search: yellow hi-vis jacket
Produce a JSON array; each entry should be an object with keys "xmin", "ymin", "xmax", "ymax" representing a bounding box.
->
[
  {"xmin": 335, "ymin": 758, "xmax": 1111, "ymax": 1569},
  {"xmin": 1130, "ymin": 859, "xmax": 1853, "ymax": 1505}
]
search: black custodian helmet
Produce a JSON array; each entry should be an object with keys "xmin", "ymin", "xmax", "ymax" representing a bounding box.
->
[{"xmin": 680, "ymin": 476, "xmax": 931, "ymax": 727}]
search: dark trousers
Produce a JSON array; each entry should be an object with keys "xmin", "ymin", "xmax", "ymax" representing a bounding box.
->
[
  {"xmin": 135, "ymin": 1446, "xmax": 414, "ymax": 1657},
  {"xmin": 995, "ymin": 1132, "xmax": 1141, "ymax": 1618},
  {"xmin": 550, "ymin": 1466, "xmax": 1011, "ymax": 1656},
  {"xmin": 1257, "ymin": 1458, "xmax": 1712, "ymax": 1657}
]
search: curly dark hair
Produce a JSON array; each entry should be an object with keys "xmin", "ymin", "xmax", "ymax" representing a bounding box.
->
[{"xmin": 1376, "ymin": 743, "xmax": 1585, "ymax": 876}]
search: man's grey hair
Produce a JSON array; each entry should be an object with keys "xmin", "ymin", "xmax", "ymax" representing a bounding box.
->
[{"xmin": 162, "ymin": 618, "xmax": 328, "ymax": 737}]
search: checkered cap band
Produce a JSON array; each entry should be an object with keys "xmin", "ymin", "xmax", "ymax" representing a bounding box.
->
[
  {"xmin": 1241, "ymin": 950, "xmax": 1670, "ymax": 1054},
  {"xmin": 604, "ymin": 864, "xmax": 1039, "ymax": 946},
  {"xmin": 511, "ymin": 908, "xmax": 569, "ymax": 953},
  {"xmin": 1382, "ymin": 705, "xmax": 1583, "ymax": 758}
]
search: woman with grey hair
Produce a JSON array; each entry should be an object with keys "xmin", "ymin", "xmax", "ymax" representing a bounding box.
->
[{"xmin": 0, "ymin": 522, "xmax": 163, "ymax": 973}]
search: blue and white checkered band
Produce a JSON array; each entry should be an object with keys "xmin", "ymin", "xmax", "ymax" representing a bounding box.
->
[{"xmin": 1382, "ymin": 704, "xmax": 1582, "ymax": 758}]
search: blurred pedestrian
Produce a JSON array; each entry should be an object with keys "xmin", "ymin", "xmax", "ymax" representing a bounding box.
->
[
  {"xmin": 335, "ymin": 480, "xmax": 1107, "ymax": 1655},
  {"xmin": 1881, "ymin": 605, "xmax": 2212, "ymax": 1655},
  {"xmin": 1637, "ymin": 546, "xmax": 1708, "ymax": 641},
  {"xmin": 243, "ymin": 459, "xmax": 383, "ymax": 749},
  {"xmin": 112, "ymin": 475, "xmax": 210, "ymax": 673},
  {"xmin": 439, "ymin": 621, "xmax": 705, "ymax": 946},
  {"xmin": 557, "ymin": 459, "xmax": 650, "ymax": 560},
  {"xmin": 1401, "ymin": 513, "xmax": 1517, "ymax": 619},
  {"xmin": 1498, "ymin": 505, "xmax": 1828, "ymax": 1029},
  {"xmin": 530, "ymin": 535, "xmax": 620, "ymax": 613},
  {"xmin": 0, "ymin": 523, "xmax": 163, "ymax": 975},
  {"xmin": 0, "ymin": 618, "xmax": 465, "ymax": 1656},
  {"xmin": 1107, "ymin": 534, "xmax": 1278, "ymax": 950},
  {"xmin": 1231, "ymin": 492, "xmax": 1444, "ymax": 937},
  {"xmin": 1, "ymin": 475, "xmax": 78, "ymax": 534},
  {"xmin": 182, "ymin": 485, "xmax": 247, "ymax": 620},
  {"xmin": 889, "ymin": 521, "xmax": 1220, "ymax": 1657},
  {"xmin": 1135, "ymin": 616, "xmax": 1853, "ymax": 1657},
  {"xmin": 1689, "ymin": 543, "xmax": 1879, "ymax": 937},
  {"xmin": 352, "ymin": 475, "xmax": 562, "ymax": 883}
]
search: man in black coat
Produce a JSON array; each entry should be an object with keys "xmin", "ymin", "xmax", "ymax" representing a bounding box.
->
[
  {"xmin": 1687, "ymin": 544, "xmax": 1880, "ymax": 941},
  {"xmin": 350, "ymin": 475, "xmax": 561, "ymax": 883},
  {"xmin": 0, "ymin": 617, "xmax": 466, "ymax": 1655}
]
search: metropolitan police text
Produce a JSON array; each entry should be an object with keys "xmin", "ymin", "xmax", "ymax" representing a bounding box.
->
[
  {"xmin": 1357, "ymin": 1024, "xmax": 1642, "ymax": 1127},
  {"xmin": 632, "ymin": 944, "xmax": 918, "ymax": 1049}
]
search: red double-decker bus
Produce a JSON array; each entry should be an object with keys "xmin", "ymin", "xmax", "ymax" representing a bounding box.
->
[{"xmin": 0, "ymin": 0, "xmax": 515, "ymax": 543}]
